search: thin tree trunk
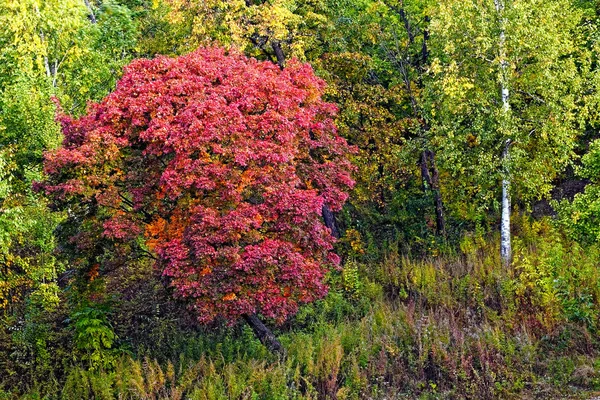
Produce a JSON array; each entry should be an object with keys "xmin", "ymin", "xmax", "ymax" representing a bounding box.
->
[
  {"xmin": 52, "ymin": 59, "xmax": 58, "ymax": 88},
  {"xmin": 501, "ymin": 142, "xmax": 511, "ymax": 266},
  {"xmin": 322, "ymin": 204, "xmax": 340, "ymax": 239},
  {"xmin": 271, "ymin": 40, "xmax": 285, "ymax": 69},
  {"xmin": 495, "ymin": 0, "xmax": 512, "ymax": 267},
  {"xmin": 243, "ymin": 314, "xmax": 284, "ymax": 355},
  {"xmin": 420, "ymin": 151, "xmax": 433, "ymax": 192},
  {"xmin": 418, "ymin": 17, "xmax": 445, "ymax": 237},
  {"xmin": 43, "ymin": 54, "xmax": 51, "ymax": 79},
  {"xmin": 33, "ymin": 5, "xmax": 51, "ymax": 79},
  {"xmin": 427, "ymin": 151, "xmax": 445, "ymax": 236},
  {"xmin": 395, "ymin": 7, "xmax": 445, "ymax": 237},
  {"xmin": 420, "ymin": 151, "xmax": 445, "ymax": 236},
  {"xmin": 83, "ymin": 0, "xmax": 97, "ymax": 24}
]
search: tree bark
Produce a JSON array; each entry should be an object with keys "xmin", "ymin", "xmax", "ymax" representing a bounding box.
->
[
  {"xmin": 243, "ymin": 313, "xmax": 284, "ymax": 355},
  {"xmin": 322, "ymin": 204, "xmax": 340, "ymax": 239},
  {"xmin": 271, "ymin": 40, "xmax": 286, "ymax": 70},
  {"xmin": 420, "ymin": 150, "xmax": 445, "ymax": 236},
  {"xmin": 495, "ymin": 0, "xmax": 512, "ymax": 267},
  {"xmin": 420, "ymin": 151, "xmax": 433, "ymax": 192},
  {"xmin": 501, "ymin": 144, "xmax": 511, "ymax": 266},
  {"xmin": 418, "ymin": 18, "xmax": 445, "ymax": 237},
  {"xmin": 33, "ymin": 5, "xmax": 51, "ymax": 80},
  {"xmin": 427, "ymin": 151, "xmax": 445, "ymax": 236},
  {"xmin": 83, "ymin": 0, "xmax": 97, "ymax": 23}
]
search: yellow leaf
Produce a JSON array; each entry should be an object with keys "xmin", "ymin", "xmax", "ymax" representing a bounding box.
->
[{"xmin": 223, "ymin": 292, "xmax": 237, "ymax": 301}]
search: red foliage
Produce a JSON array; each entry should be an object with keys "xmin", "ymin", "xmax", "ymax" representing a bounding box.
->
[{"xmin": 40, "ymin": 48, "xmax": 354, "ymax": 324}]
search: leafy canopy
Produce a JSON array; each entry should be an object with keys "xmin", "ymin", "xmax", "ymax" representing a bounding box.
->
[
  {"xmin": 40, "ymin": 47, "xmax": 354, "ymax": 324},
  {"xmin": 0, "ymin": 0, "xmax": 136, "ymax": 311},
  {"xmin": 427, "ymin": 0, "xmax": 584, "ymax": 220}
]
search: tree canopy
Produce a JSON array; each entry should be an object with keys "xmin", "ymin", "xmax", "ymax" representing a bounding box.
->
[
  {"xmin": 5, "ymin": 1, "xmax": 600, "ymax": 396},
  {"xmin": 40, "ymin": 47, "xmax": 354, "ymax": 324}
]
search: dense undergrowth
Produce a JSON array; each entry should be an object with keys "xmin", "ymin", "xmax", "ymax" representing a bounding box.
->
[{"xmin": 3, "ymin": 217, "xmax": 600, "ymax": 399}]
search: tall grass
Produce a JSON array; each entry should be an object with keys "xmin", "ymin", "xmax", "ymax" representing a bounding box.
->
[{"xmin": 4, "ymin": 217, "xmax": 600, "ymax": 399}]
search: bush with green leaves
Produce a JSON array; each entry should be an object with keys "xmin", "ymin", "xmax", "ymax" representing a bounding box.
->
[
  {"xmin": 556, "ymin": 139, "xmax": 600, "ymax": 244},
  {"xmin": 72, "ymin": 305, "xmax": 119, "ymax": 370}
]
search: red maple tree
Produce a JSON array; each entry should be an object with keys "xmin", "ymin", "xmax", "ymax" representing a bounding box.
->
[{"xmin": 40, "ymin": 48, "xmax": 354, "ymax": 349}]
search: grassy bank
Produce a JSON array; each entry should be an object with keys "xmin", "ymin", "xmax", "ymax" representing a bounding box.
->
[{"xmin": 4, "ymin": 218, "xmax": 600, "ymax": 399}]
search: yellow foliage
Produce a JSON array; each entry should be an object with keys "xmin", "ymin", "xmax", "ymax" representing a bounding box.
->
[{"xmin": 223, "ymin": 292, "xmax": 237, "ymax": 301}]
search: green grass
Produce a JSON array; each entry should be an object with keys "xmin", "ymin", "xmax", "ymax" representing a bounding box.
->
[{"xmin": 4, "ymin": 218, "xmax": 600, "ymax": 399}]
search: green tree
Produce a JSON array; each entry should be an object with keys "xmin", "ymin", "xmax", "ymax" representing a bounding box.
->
[
  {"xmin": 317, "ymin": 0, "xmax": 452, "ymax": 252},
  {"xmin": 427, "ymin": 0, "xmax": 585, "ymax": 263},
  {"xmin": 556, "ymin": 140, "xmax": 600, "ymax": 244},
  {"xmin": 140, "ymin": 0, "xmax": 332, "ymax": 64},
  {"xmin": 0, "ymin": 0, "xmax": 137, "ymax": 312}
]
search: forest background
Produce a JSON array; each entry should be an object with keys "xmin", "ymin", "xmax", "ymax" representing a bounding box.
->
[{"xmin": 4, "ymin": 0, "xmax": 600, "ymax": 398}]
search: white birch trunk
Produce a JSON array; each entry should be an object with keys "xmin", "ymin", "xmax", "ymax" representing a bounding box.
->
[
  {"xmin": 501, "ymin": 140, "xmax": 511, "ymax": 265},
  {"xmin": 495, "ymin": 0, "xmax": 512, "ymax": 266},
  {"xmin": 33, "ymin": 5, "xmax": 52, "ymax": 79}
]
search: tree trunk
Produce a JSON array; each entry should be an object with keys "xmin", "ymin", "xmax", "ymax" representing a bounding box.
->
[
  {"xmin": 271, "ymin": 40, "xmax": 286, "ymax": 70},
  {"xmin": 501, "ymin": 152, "xmax": 511, "ymax": 266},
  {"xmin": 420, "ymin": 151, "xmax": 446, "ymax": 236},
  {"xmin": 396, "ymin": 7, "xmax": 445, "ymax": 237},
  {"xmin": 322, "ymin": 204, "xmax": 340, "ymax": 239},
  {"xmin": 495, "ymin": 0, "xmax": 512, "ymax": 267},
  {"xmin": 83, "ymin": 0, "xmax": 97, "ymax": 23},
  {"xmin": 428, "ymin": 151, "xmax": 445, "ymax": 236},
  {"xmin": 33, "ymin": 5, "xmax": 51, "ymax": 80},
  {"xmin": 243, "ymin": 313, "xmax": 284, "ymax": 355},
  {"xmin": 419, "ymin": 19, "xmax": 445, "ymax": 237},
  {"xmin": 420, "ymin": 151, "xmax": 433, "ymax": 192}
]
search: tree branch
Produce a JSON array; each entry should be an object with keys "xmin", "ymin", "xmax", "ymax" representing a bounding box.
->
[{"xmin": 83, "ymin": 0, "xmax": 97, "ymax": 24}]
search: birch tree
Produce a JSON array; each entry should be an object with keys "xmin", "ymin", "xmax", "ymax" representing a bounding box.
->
[
  {"xmin": 427, "ymin": 0, "xmax": 585, "ymax": 264},
  {"xmin": 495, "ymin": 0, "xmax": 512, "ymax": 265}
]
